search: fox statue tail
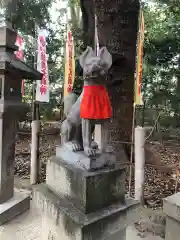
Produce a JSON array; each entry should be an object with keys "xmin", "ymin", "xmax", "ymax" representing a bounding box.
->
[
  {"xmin": 63, "ymin": 92, "xmax": 79, "ymax": 117},
  {"xmin": 61, "ymin": 92, "xmax": 80, "ymax": 144}
]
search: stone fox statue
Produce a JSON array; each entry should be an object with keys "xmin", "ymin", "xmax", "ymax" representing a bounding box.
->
[{"xmin": 61, "ymin": 46, "xmax": 112, "ymax": 157}]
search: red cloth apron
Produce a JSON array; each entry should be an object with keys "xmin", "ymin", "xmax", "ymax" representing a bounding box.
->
[{"xmin": 80, "ymin": 85, "xmax": 112, "ymax": 119}]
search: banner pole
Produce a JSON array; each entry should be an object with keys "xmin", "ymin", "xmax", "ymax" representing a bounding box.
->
[
  {"xmin": 134, "ymin": 126, "xmax": 145, "ymax": 204},
  {"xmin": 128, "ymin": 7, "xmax": 145, "ymax": 197},
  {"xmin": 94, "ymin": 14, "xmax": 102, "ymax": 148},
  {"xmin": 30, "ymin": 22, "xmax": 40, "ymax": 185}
]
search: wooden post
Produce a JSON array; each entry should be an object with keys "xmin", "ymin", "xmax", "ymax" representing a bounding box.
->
[
  {"xmin": 134, "ymin": 126, "xmax": 145, "ymax": 203},
  {"xmin": 128, "ymin": 104, "xmax": 136, "ymax": 197},
  {"xmin": 30, "ymin": 24, "xmax": 40, "ymax": 185},
  {"xmin": 94, "ymin": 14, "xmax": 102, "ymax": 149},
  {"xmin": 30, "ymin": 81, "xmax": 40, "ymax": 185},
  {"xmin": 30, "ymin": 119, "xmax": 40, "ymax": 184}
]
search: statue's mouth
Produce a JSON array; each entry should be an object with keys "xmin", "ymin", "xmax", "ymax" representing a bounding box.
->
[{"xmin": 84, "ymin": 75, "xmax": 99, "ymax": 79}]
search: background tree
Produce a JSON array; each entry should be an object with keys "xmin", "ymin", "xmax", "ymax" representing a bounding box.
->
[
  {"xmin": 93, "ymin": 0, "xmax": 140, "ymax": 159},
  {"xmin": 7, "ymin": 0, "xmax": 66, "ymax": 120},
  {"xmin": 136, "ymin": 0, "xmax": 180, "ymax": 128}
]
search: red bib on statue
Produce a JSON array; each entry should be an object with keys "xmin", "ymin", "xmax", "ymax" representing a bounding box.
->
[{"xmin": 80, "ymin": 85, "xmax": 112, "ymax": 119}]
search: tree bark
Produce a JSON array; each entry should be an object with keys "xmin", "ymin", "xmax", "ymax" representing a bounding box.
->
[
  {"xmin": 93, "ymin": 0, "xmax": 140, "ymax": 160},
  {"xmin": 73, "ymin": 0, "xmax": 95, "ymax": 95},
  {"xmin": 80, "ymin": 0, "xmax": 95, "ymax": 49}
]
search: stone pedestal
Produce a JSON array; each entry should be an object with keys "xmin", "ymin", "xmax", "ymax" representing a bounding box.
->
[
  {"xmin": 47, "ymin": 156, "xmax": 125, "ymax": 214},
  {"xmin": 33, "ymin": 150, "xmax": 140, "ymax": 239},
  {"xmin": 163, "ymin": 193, "xmax": 180, "ymax": 240}
]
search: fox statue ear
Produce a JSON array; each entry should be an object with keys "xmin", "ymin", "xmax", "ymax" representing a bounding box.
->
[
  {"xmin": 99, "ymin": 47, "xmax": 112, "ymax": 69},
  {"xmin": 79, "ymin": 46, "xmax": 95, "ymax": 68}
]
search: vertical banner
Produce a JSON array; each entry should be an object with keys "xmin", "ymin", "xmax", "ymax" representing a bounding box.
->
[
  {"xmin": 64, "ymin": 30, "xmax": 75, "ymax": 97},
  {"xmin": 134, "ymin": 8, "xmax": 145, "ymax": 105},
  {"xmin": 15, "ymin": 34, "xmax": 24, "ymax": 96},
  {"xmin": 36, "ymin": 30, "xmax": 50, "ymax": 103}
]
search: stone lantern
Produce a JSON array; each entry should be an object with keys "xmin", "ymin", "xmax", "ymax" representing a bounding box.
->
[{"xmin": 0, "ymin": 25, "xmax": 42, "ymax": 225}]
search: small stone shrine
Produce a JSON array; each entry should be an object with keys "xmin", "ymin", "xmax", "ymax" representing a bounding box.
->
[{"xmin": 0, "ymin": 25, "xmax": 42, "ymax": 225}]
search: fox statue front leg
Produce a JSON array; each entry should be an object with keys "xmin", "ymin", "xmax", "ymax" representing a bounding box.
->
[{"xmin": 82, "ymin": 119, "xmax": 96, "ymax": 157}]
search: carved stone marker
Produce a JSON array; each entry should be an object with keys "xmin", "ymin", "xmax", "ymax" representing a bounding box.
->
[{"xmin": 0, "ymin": 25, "xmax": 42, "ymax": 225}]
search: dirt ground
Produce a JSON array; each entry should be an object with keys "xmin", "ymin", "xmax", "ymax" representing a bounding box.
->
[{"xmin": 15, "ymin": 124, "xmax": 180, "ymax": 209}]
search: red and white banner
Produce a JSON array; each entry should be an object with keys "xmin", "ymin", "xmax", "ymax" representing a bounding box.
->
[
  {"xmin": 36, "ymin": 31, "xmax": 49, "ymax": 102},
  {"xmin": 134, "ymin": 8, "xmax": 144, "ymax": 105},
  {"xmin": 64, "ymin": 30, "xmax": 75, "ymax": 97},
  {"xmin": 15, "ymin": 35, "xmax": 24, "ymax": 96}
]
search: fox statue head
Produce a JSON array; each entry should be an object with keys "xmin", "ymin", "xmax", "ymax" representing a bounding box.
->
[{"xmin": 79, "ymin": 46, "xmax": 112, "ymax": 78}]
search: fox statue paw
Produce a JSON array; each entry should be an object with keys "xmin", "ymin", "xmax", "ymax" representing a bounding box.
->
[
  {"xmin": 72, "ymin": 141, "xmax": 83, "ymax": 152},
  {"xmin": 91, "ymin": 141, "xmax": 98, "ymax": 149},
  {"xmin": 84, "ymin": 147, "xmax": 97, "ymax": 157}
]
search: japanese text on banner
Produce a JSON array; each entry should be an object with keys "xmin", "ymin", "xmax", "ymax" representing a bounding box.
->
[
  {"xmin": 15, "ymin": 35, "xmax": 24, "ymax": 96},
  {"xmin": 36, "ymin": 31, "xmax": 50, "ymax": 103},
  {"xmin": 64, "ymin": 30, "xmax": 75, "ymax": 97}
]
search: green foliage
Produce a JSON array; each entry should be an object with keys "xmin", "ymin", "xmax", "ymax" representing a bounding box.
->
[
  {"xmin": 8, "ymin": 0, "xmax": 66, "ymax": 119},
  {"xmin": 142, "ymin": 0, "xmax": 180, "ymax": 127},
  {"xmin": 15, "ymin": 0, "xmax": 52, "ymax": 34},
  {"xmin": 5, "ymin": 0, "xmax": 180, "ymax": 126}
]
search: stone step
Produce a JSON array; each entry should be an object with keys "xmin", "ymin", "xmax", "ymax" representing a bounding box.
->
[
  {"xmin": 33, "ymin": 184, "xmax": 139, "ymax": 240},
  {"xmin": 46, "ymin": 156, "xmax": 126, "ymax": 214},
  {"xmin": 0, "ymin": 189, "xmax": 30, "ymax": 225}
]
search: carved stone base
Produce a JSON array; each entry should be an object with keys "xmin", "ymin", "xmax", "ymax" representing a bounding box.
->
[
  {"xmin": 0, "ymin": 189, "xmax": 30, "ymax": 225},
  {"xmin": 33, "ymin": 184, "xmax": 139, "ymax": 240},
  {"xmin": 46, "ymin": 156, "xmax": 126, "ymax": 214},
  {"xmin": 56, "ymin": 144, "xmax": 116, "ymax": 171}
]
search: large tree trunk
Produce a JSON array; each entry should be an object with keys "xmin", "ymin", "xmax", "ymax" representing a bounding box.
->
[
  {"xmin": 73, "ymin": 0, "xmax": 95, "ymax": 95},
  {"xmin": 80, "ymin": 0, "xmax": 95, "ymax": 49},
  {"xmin": 94, "ymin": 0, "xmax": 140, "ymax": 160}
]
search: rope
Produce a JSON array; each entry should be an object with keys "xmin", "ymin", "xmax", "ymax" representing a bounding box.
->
[{"xmin": 145, "ymin": 112, "xmax": 161, "ymax": 141}]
